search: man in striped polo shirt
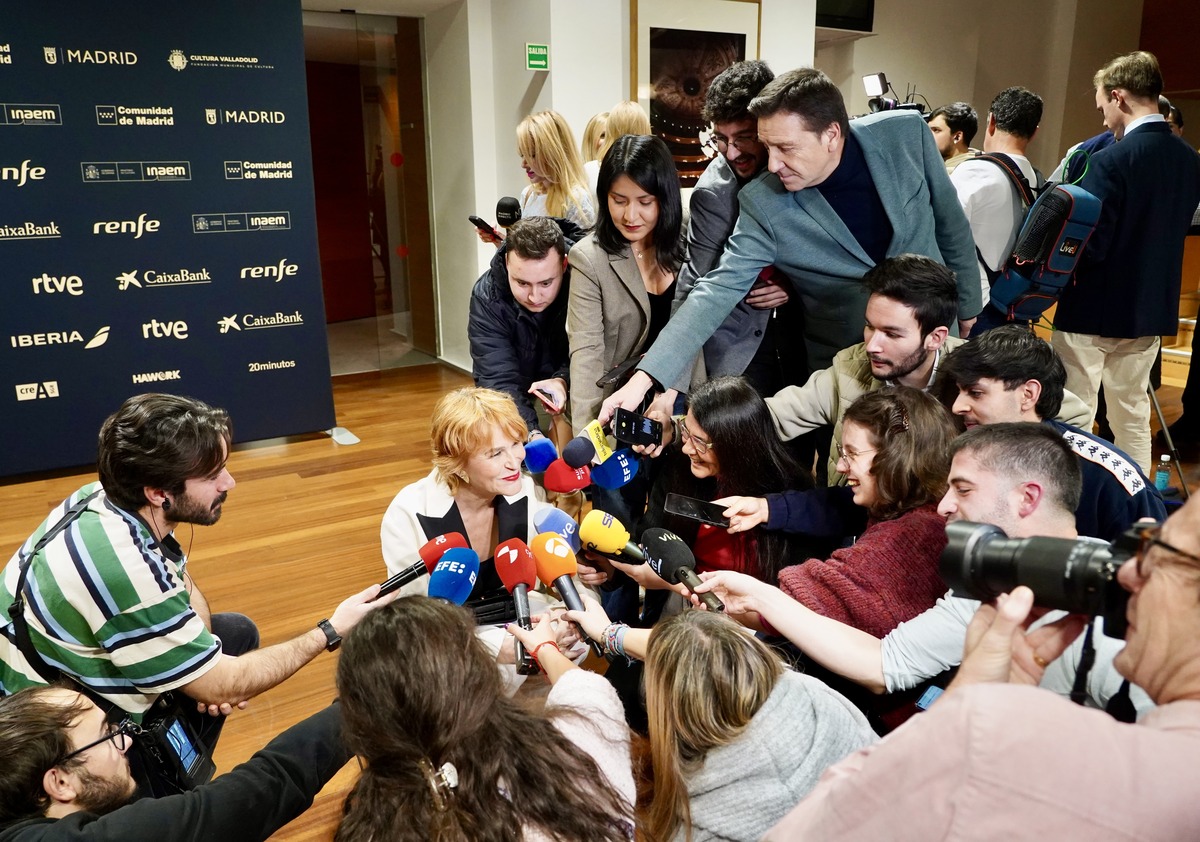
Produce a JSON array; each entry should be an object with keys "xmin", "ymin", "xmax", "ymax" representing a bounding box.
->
[{"xmin": 0, "ymin": 393, "xmax": 394, "ymax": 753}]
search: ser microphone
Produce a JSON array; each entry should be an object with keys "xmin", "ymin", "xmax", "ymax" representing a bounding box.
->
[
  {"xmin": 497, "ymin": 196, "xmax": 522, "ymax": 229},
  {"xmin": 379, "ymin": 532, "xmax": 469, "ymax": 597},
  {"xmin": 524, "ymin": 436, "xmax": 558, "ymax": 473},
  {"xmin": 534, "ymin": 507, "xmax": 581, "ymax": 552},
  {"xmin": 590, "ymin": 449, "xmax": 640, "ymax": 490},
  {"xmin": 495, "ymin": 538, "xmax": 539, "ymax": 675},
  {"xmin": 530, "ymin": 531, "xmax": 603, "ymax": 656},
  {"xmin": 579, "ymin": 510, "xmax": 645, "ymax": 563},
  {"xmin": 642, "ymin": 527, "xmax": 724, "ymax": 613},
  {"xmin": 428, "ymin": 547, "xmax": 480, "ymax": 605},
  {"xmin": 543, "ymin": 459, "xmax": 591, "ymax": 493}
]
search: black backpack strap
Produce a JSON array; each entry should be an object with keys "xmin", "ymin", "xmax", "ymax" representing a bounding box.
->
[
  {"xmin": 972, "ymin": 152, "xmax": 1037, "ymax": 206},
  {"xmin": 8, "ymin": 491, "xmax": 102, "ymax": 684}
]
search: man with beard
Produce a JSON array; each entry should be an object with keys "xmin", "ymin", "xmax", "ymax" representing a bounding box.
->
[
  {"xmin": 673, "ymin": 60, "xmax": 807, "ymax": 396},
  {"xmin": 0, "ymin": 393, "xmax": 393, "ymax": 756},
  {"xmin": 0, "ymin": 686, "xmax": 349, "ymax": 839}
]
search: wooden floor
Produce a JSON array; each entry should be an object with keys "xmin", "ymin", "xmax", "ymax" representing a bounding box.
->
[{"xmin": 0, "ymin": 364, "xmax": 1196, "ymax": 840}]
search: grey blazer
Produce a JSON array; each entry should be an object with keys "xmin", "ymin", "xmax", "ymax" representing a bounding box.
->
[
  {"xmin": 566, "ymin": 235, "xmax": 699, "ymax": 435},
  {"xmin": 640, "ymin": 110, "xmax": 982, "ymax": 390}
]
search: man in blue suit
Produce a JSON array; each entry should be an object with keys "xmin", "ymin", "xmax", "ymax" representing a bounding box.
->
[
  {"xmin": 1051, "ymin": 51, "xmax": 1200, "ymax": 473},
  {"xmin": 601, "ymin": 67, "xmax": 980, "ymax": 424}
]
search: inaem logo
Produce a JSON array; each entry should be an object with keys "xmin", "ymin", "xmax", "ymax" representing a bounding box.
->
[
  {"xmin": 218, "ymin": 315, "xmax": 241, "ymax": 333},
  {"xmin": 16, "ymin": 381, "xmax": 60, "ymax": 401}
]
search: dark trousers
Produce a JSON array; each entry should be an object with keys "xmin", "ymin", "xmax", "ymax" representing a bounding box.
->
[{"xmin": 182, "ymin": 612, "xmax": 260, "ymax": 752}]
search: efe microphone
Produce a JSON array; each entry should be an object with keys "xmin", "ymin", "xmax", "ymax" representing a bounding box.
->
[
  {"xmin": 642, "ymin": 527, "xmax": 724, "ymax": 613},
  {"xmin": 495, "ymin": 538, "xmax": 539, "ymax": 675},
  {"xmin": 378, "ymin": 532, "xmax": 469, "ymax": 597},
  {"xmin": 427, "ymin": 547, "xmax": 481, "ymax": 605}
]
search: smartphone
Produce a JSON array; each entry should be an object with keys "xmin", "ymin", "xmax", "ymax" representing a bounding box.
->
[
  {"xmin": 468, "ymin": 215, "xmax": 496, "ymax": 234},
  {"xmin": 596, "ymin": 354, "xmax": 644, "ymax": 388},
  {"xmin": 613, "ymin": 407, "xmax": 663, "ymax": 447},
  {"xmin": 664, "ymin": 492, "xmax": 732, "ymax": 528},
  {"xmin": 531, "ymin": 388, "xmax": 561, "ymax": 413}
]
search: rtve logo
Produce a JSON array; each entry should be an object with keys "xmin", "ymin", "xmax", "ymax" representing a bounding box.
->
[
  {"xmin": 240, "ymin": 259, "xmax": 297, "ymax": 281},
  {"xmin": 31, "ymin": 273, "xmax": 83, "ymax": 295},
  {"xmin": 141, "ymin": 319, "xmax": 189, "ymax": 339},
  {"xmin": 92, "ymin": 213, "xmax": 159, "ymax": 238},
  {"xmin": 1, "ymin": 160, "xmax": 46, "ymax": 187}
]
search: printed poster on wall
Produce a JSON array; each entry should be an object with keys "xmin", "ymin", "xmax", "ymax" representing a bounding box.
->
[{"xmin": 0, "ymin": 0, "xmax": 336, "ymax": 476}]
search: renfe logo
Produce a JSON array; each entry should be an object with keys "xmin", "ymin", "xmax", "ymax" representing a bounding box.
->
[
  {"xmin": 1, "ymin": 160, "xmax": 46, "ymax": 187},
  {"xmin": 93, "ymin": 213, "xmax": 159, "ymax": 238},
  {"xmin": 240, "ymin": 259, "xmax": 297, "ymax": 281},
  {"xmin": 31, "ymin": 273, "xmax": 83, "ymax": 295},
  {"xmin": 141, "ymin": 319, "xmax": 188, "ymax": 339}
]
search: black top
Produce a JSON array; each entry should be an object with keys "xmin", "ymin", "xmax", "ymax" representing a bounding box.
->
[
  {"xmin": 643, "ymin": 279, "xmax": 678, "ymax": 354},
  {"xmin": 816, "ymin": 132, "xmax": 893, "ymax": 265}
]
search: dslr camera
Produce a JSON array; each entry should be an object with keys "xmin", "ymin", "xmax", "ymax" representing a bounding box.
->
[{"xmin": 940, "ymin": 521, "xmax": 1139, "ymax": 639}]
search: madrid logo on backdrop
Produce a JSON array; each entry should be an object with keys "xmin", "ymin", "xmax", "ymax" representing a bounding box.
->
[
  {"xmin": 205, "ymin": 108, "xmax": 285, "ymax": 125},
  {"xmin": 43, "ymin": 46, "xmax": 137, "ymax": 65}
]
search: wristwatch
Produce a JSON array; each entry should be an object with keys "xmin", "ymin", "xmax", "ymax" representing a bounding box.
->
[{"xmin": 317, "ymin": 619, "xmax": 342, "ymax": 652}]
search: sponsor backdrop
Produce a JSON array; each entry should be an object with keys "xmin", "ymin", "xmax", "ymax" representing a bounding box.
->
[{"xmin": 0, "ymin": 0, "xmax": 336, "ymax": 476}]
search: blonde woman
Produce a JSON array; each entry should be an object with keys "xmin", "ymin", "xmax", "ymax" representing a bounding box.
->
[
  {"xmin": 581, "ymin": 110, "xmax": 609, "ymax": 162},
  {"xmin": 588, "ymin": 101, "xmax": 653, "ymax": 201},
  {"xmin": 517, "ymin": 110, "xmax": 594, "ymax": 226},
  {"xmin": 567, "ymin": 602, "xmax": 876, "ymax": 842}
]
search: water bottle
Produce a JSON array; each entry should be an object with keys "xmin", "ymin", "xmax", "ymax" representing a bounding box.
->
[{"xmin": 1154, "ymin": 454, "xmax": 1171, "ymax": 492}]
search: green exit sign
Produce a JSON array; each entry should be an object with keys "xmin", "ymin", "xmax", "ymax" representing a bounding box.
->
[{"xmin": 526, "ymin": 43, "xmax": 549, "ymax": 71}]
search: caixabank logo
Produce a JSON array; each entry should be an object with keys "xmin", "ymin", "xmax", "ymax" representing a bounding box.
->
[
  {"xmin": 82, "ymin": 161, "xmax": 190, "ymax": 183},
  {"xmin": 0, "ymin": 220, "xmax": 60, "ymax": 240},
  {"xmin": 0, "ymin": 103, "xmax": 61, "ymax": 126},
  {"xmin": 218, "ymin": 311, "xmax": 304, "ymax": 334},
  {"xmin": 205, "ymin": 108, "xmax": 285, "ymax": 125},
  {"xmin": 192, "ymin": 211, "xmax": 289, "ymax": 233},
  {"xmin": 43, "ymin": 47, "xmax": 137, "ymax": 65},
  {"xmin": 9, "ymin": 326, "xmax": 109, "ymax": 349},
  {"xmin": 95, "ymin": 104, "xmax": 174, "ymax": 127},
  {"xmin": 116, "ymin": 266, "xmax": 211, "ymax": 290},
  {"xmin": 15, "ymin": 382, "xmax": 60, "ymax": 401}
]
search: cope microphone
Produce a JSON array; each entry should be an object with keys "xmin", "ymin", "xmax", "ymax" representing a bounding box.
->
[
  {"xmin": 428, "ymin": 547, "xmax": 480, "ymax": 605},
  {"xmin": 524, "ymin": 437, "xmax": 558, "ymax": 473},
  {"xmin": 530, "ymin": 531, "xmax": 603, "ymax": 656},
  {"xmin": 562, "ymin": 436, "xmax": 596, "ymax": 470},
  {"xmin": 534, "ymin": 507, "xmax": 581, "ymax": 552},
  {"xmin": 544, "ymin": 459, "xmax": 591, "ymax": 493},
  {"xmin": 495, "ymin": 538, "xmax": 539, "ymax": 674},
  {"xmin": 379, "ymin": 532, "xmax": 469, "ymax": 597},
  {"xmin": 496, "ymin": 196, "xmax": 522, "ymax": 229},
  {"xmin": 579, "ymin": 510, "xmax": 645, "ymax": 563},
  {"xmin": 591, "ymin": 449, "xmax": 640, "ymax": 490},
  {"xmin": 642, "ymin": 527, "xmax": 724, "ymax": 613}
]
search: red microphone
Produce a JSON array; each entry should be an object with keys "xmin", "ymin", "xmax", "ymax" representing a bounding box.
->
[
  {"xmin": 495, "ymin": 538, "xmax": 539, "ymax": 674},
  {"xmin": 543, "ymin": 458, "xmax": 591, "ymax": 493},
  {"xmin": 378, "ymin": 532, "xmax": 469, "ymax": 596}
]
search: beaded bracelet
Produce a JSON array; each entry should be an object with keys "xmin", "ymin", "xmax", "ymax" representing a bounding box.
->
[
  {"xmin": 603, "ymin": 622, "xmax": 632, "ymax": 662},
  {"xmin": 530, "ymin": 640, "xmax": 562, "ymax": 671}
]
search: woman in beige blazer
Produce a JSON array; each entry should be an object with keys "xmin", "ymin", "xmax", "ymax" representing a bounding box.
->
[{"xmin": 567, "ymin": 134, "xmax": 691, "ymax": 435}]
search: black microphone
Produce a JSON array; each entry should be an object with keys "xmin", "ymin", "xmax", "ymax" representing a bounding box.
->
[
  {"xmin": 562, "ymin": 436, "xmax": 596, "ymax": 470},
  {"xmin": 642, "ymin": 527, "xmax": 724, "ymax": 613},
  {"xmin": 497, "ymin": 196, "xmax": 522, "ymax": 229}
]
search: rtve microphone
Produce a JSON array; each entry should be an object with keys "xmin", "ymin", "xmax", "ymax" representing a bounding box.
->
[
  {"xmin": 591, "ymin": 448, "xmax": 640, "ymax": 490},
  {"xmin": 495, "ymin": 538, "xmax": 539, "ymax": 675},
  {"xmin": 524, "ymin": 436, "xmax": 558, "ymax": 473},
  {"xmin": 428, "ymin": 547, "xmax": 480, "ymax": 605},
  {"xmin": 562, "ymin": 436, "xmax": 596, "ymax": 470},
  {"xmin": 543, "ymin": 458, "xmax": 591, "ymax": 493},
  {"xmin": 534, "ymin": 507, "xmax": 581, "ymax": 552},
  {"xmin": 530, "ymin": 531, "xmax": 603, "ymax": 656},
  {"xmin": 378, "ymin": 532, "xmax": 469, "ymax": 597},
  {"xmin": 641, "ymin": 527, "xmax": 724, "ymax": 613},
  {"xmin": 579, "ymin": 510, "xmax": 645, "ymax": 563},
  {"xmin": 496, "ymin": 196, "xmax": 522, "ymax": 229}
]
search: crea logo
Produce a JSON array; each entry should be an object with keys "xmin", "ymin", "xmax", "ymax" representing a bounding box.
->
[
  {"xmin": 9, "ymin": 326, "xmax": 108, "ymax": 349},
  {"xmin": 15, "ymin": 381, "xmax": 60, "ymax": 401}
]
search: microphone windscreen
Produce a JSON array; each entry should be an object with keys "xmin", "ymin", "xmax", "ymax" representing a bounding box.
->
[
  {"xmin": 533, "ymin": 507, "xmax": 581, "ymax": 552},
  {"xmin": 579, "ymin": 509, "xmax": 632, "ymax": 554},
  {"xmin": 524, "ymin": 437, "xmax": 558, "ymax": 473},
  {"xmin": 494, "ymin": 538, "xmax": 537, "ymax": 592},
  {"xmin": 562, "ymin": 436, "xmax": 596, "ymax": 469},
  {"xmin": 496, "ymin": 196, "xmax": 522, "ymax": 228},
  {"xmin": 543, "ymin": 459, "xmax": 591, "ymax": 493},
  {"xmin": 591, "ymin": 449, "xmax": 639, "ymax": 489},
  {"xmin": 428, "ymin": 547, "xmax": 480, "ymax": 605},
  {"xmin": 418, "ymin": 532, "xmax": 469, "ymax": 573},
  {"xmin": 530, "ymin": 532, "xmax": 578, "ymax": 585},
  {"xmin": 640, "ymin": 527, "xmax": 695, "ymax": 584}
]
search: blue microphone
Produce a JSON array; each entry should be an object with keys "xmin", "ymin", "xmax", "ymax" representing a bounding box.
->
[
  {"xmin": 533, "ymin": 507, "xmax": 581, "ymax": 552},
  {"xmin": 524, "ymin": 436, "xmax": 558, "ymax": 473},
  {"xmin": 591, "ymin": 449, "xmax": 639, "ymax": 490},
  {"xmin": 427, "ymin": 547, "xmax": 480, "ymax": 605}
]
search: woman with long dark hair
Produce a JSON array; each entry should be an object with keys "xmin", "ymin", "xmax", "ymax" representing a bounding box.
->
[{"xmin": 335, "ymin": 598, "xmax": 634, "ymax": 842}]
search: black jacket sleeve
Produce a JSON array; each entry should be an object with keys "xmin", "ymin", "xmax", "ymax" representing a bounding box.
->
[{"xmin": 467, "ymin": 289, "xmax": 540, "ymax": 429}]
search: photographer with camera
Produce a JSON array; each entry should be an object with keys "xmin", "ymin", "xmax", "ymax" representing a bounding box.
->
[{"xmin": 764, "ymin": 452, "xmax": 1200, "ymax": 840}]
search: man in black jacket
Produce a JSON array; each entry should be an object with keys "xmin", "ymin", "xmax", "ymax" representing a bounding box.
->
[
  {"xmin": 0, "ymin": 686, "xmax": 347, "ymax": 841},
  {"xmin": 468, "ymin": 216, "xmax": 584, "ymax": 438}
]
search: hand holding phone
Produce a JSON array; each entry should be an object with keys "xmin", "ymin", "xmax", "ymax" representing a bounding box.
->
[
  {"xmin": 469, "ymin": 214, "xmax": 501, "ymax": 245},
  {"xmin": 613, "ymin": 407, "xmax": 663, "ymax": 447},
  {"xmin": 664, "ymin": 493, "xmax": 732, "ymax": 528},
  {"xmin": 529, "ymin": 379, "xmax": 566, "ymax": 414}
]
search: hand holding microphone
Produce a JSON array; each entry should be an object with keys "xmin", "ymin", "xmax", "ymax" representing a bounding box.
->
[
  {"xmin": 378, "ymin": 532, "xmax": 469, "ymax": 596},
  {"xmin": 642, "ymin": 528, "xmax": 724, "ymax": 613},
  {"xmin": 530, "ymin": 531, "xmax": 604, "ymax": 656},
  {"xmin": 494, "ymin": 538, "xmax": 539, "ymax": 674}
]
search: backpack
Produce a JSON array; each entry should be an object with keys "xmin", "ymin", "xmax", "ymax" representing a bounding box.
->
[{"xmin": 971, "ymin": 152, "xmax": 1102, "ymax": 323}]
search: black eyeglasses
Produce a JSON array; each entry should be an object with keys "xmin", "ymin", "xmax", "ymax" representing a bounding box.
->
[
  {"xmin": 1134, "ymin": 523, "xmax": 1200, "ymax": 579},
  {"xmin": 57, "ymin": 717, "xmax": 139, "ymax": 766},
  {"xmin": 679, "ymin": 421, "xmax": 713, "ymax": 455}
]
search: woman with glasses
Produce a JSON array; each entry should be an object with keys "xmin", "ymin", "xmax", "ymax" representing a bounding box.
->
[{"xmin": 380, "ymin": 387, "xmax": 580, "ymax": 695}]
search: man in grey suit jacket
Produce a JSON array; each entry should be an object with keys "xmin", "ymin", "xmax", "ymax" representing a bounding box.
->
[
  {"xmin": 602, "ymin": 67, "xmax": 981, "ymax": 425},
  {"xmin": 674, "ymin": 60, "xmax": 805, "ymax": 396}
]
